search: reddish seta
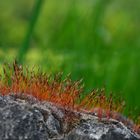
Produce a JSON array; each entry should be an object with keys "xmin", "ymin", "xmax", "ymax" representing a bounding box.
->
[{"xmin": 0, "ymin": 61, "xmax": 139, "ymax": 135}]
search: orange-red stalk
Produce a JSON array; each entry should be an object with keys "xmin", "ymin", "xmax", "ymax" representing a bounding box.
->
[{"xmin": 0, "ymin": 61, "xmax": 139, "ymax": 134}]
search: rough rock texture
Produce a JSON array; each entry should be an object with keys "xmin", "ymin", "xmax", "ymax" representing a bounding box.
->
[{"xmin": 0, "ymin": 94, "xmax": 139, "ymax": 140}]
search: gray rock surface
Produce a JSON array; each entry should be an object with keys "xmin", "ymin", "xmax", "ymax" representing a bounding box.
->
[{"xmin": 0, "ymin": 94, "xmax": 139, "ymax": 140}]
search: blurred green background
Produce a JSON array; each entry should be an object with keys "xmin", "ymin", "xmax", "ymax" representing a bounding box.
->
[{"xmin": 0, "ymin": 0, "xmax": 140, "ymax": 116}]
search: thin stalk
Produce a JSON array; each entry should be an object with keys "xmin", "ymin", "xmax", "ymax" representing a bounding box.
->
[{"xmin": 17, "ymin": 0, "xmax": 44, "ymax": 63}]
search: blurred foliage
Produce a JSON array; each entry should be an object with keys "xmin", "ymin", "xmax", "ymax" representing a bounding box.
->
[{"xmin": 0, "ymin": 0, "xmax": 140, "ymax": 116}]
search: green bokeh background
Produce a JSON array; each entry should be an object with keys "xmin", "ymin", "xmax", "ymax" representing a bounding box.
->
[{"xmin": 0, "ymin": 0, "xmax": 140, "ymax": 116}]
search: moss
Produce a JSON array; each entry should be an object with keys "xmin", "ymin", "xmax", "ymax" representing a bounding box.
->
[{"xmin": 0, "ymin": 60, "xmax": 139, "ymax": 134}]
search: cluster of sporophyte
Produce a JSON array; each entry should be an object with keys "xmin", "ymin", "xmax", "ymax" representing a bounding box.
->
[{"xmin": 0, "ymin": 61, "xmax": 139, "ymax": 134}]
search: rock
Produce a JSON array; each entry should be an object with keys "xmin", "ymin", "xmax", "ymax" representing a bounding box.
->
[
  {"xmin": 0, "ymin": 94, "xmax": 139, "ymax": 140},
  {"xmin": 65, "ymin": 119, "xmax": 139, "ymax": 140}
]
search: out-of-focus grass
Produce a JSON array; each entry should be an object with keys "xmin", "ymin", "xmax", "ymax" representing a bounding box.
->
[
  {"xmin": 17, "ymin": 0, "xmax": 43, "ymax": 63},
  {"xmin": 0, "ymin": 0, "xmax": 140, "ymax": 116}
]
